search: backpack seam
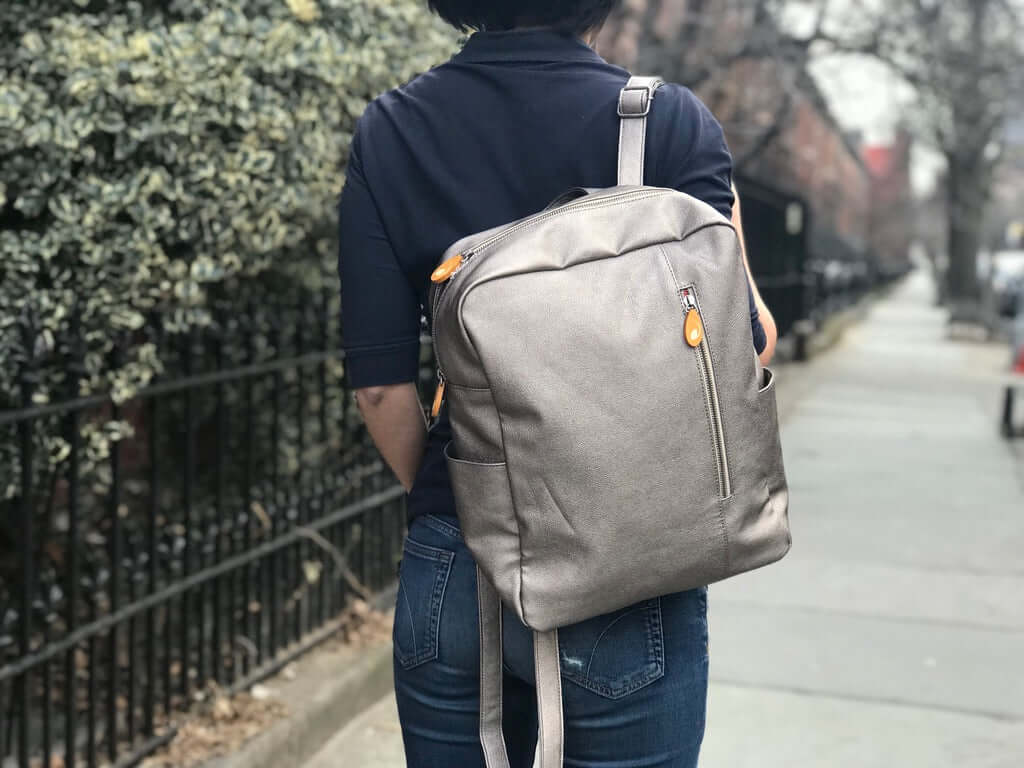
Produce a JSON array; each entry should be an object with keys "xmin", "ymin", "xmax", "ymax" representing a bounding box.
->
[
  {"xmin": 454, "ymin": 216, "xmax": 736, "ymax": 318},
  {"xmin": 459, "ymin": 311, "xmax": 529, "ymax": 625}
]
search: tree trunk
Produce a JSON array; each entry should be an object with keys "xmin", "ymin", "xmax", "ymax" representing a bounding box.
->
[
  {"xmin": 946, "ymin": 220, "xmax": 981, "ymax": 302},
  {"xmin": 944, "ymin": 0, "xmax": 994, "ymax": 308},
  {"xmin": 944, "ymin": 161, "xmax": 983, "ymax": 304}
]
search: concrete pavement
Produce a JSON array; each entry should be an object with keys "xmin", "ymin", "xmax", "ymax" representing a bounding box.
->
[{"xmin": 308, "ymin": 271, "xmax": 1024, "ymax": 767}]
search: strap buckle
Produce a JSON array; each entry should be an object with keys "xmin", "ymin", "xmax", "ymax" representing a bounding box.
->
[{"xmin": 617, "ymin": 83, "xmax": 658, "ymax": 118}]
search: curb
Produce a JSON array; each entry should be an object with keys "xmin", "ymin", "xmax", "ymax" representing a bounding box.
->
[
  {"xmin": 805, "ymin": 303, "xmax": 862, "ymax": 358},
  {"xmin": 775, "ymin": 290, "xmax": 882, "ymax": 364},
  {"xmin": 201, "ymin": 639, "xmax": 394, "ymax": 768}
]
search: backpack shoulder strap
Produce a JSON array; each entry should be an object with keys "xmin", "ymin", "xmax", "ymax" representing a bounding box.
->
[
  {"xmin": 534, "ymin": 628, "xmax": 564, "ymax": 767},
  {"xmin": 478, "ymin": 563, "xmax": 564, "ymax": 768},
  {"xmin": 617, "ymin": 76, "xmax": 665, "ymax": 186},
  {"xmin": 477, "ymin": 565, "xmax": 511, "ymax": 768},
  {"xmin": 476, "ymin": 79, "xmax": 666, "ymax": 768}
]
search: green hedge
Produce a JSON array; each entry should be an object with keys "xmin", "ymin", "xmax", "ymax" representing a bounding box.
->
[{"xmin": 0, "ymin": 0, "xmax": 457, "ymax": 498}]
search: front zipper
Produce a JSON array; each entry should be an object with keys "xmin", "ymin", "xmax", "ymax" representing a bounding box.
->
[
  {"xmin": 429, "ymin": 188, "xmax": 672, "ymax": 324},
  {"xmin": 681, "ymin": 287, "xmax": 731, "ymax": 498},
  {"xmin": 430, "ymin": 370, "xmax": 446, "ymax": 421}
]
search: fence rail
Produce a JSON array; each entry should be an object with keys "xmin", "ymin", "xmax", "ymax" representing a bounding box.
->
[{"xmin": 0, "ymin": 291, "xmax": 414, "ymax": 768}]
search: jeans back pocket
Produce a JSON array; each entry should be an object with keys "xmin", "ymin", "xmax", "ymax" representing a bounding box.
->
[
  {"xmin": 558, "ymin": 597, "xmax": 665, "ymax": 700},
  {"xmin": 394, "ymin": 537, "xmax": 454, "ymax": 670}
]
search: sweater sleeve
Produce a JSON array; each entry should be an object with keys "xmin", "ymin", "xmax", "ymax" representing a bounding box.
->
[{"xmin": 337, "ymin": 125, "xmax": 422, "ymax": 387}]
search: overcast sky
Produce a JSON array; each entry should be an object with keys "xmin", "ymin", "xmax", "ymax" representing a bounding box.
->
[{"xmin": 809, "ymin": 53, "xmax": 945, "ymax": 195}]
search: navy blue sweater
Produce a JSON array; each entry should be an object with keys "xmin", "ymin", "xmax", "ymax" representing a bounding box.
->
[{"xmin": 338, "ymin": 28, "xmax": 766, "ymax": 522}]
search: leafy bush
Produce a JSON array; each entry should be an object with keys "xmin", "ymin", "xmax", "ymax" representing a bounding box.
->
[
  {"xmin": 0, "ymin": 1, "xmax": 455, "ymax": 710},
  {"xmin": 0, "ymin": 0, "xmax": 456, "ymax": 495}
]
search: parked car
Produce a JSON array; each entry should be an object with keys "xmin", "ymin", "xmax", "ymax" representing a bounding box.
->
[
  {"xmin": 988, "ymin": 250, "xmax": 1024, "ymax": 320},
  {"xmin": 1000, "ymin": 274, "xmax": 1024, "ymax": 438}
]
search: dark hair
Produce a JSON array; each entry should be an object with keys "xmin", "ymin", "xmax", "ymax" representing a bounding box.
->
[{"xmin": 427, "ymin": 0, "xmax": 619, "ymax": 35}]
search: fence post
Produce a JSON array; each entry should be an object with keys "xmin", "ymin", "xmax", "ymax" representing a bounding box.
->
[
  {"xmin": 64, "ymin": 305, "xmax": 84, "ymax": 768},
  {"xmin": 179, "ymin": 327, "xmax": 196, "ymax": 703},
  {"xmin": 295, "ymin": 303, "xmax": 307, "ymax": 640},
  {"xmin": 268, "ymin": 317, "xmax": 282, "ymax": 657},
  {"xmin": 212, "ymin": 308, "xmax": 227, "ymax": 686},
  {"xmin": 107, "ymin": 340, "xmax": 123, "ymax": 763},
  {"xmin": 243, "ymin": 302, "xmax": 258, "ymax": 671},
  {"xmin": 17, "ymin": 316, "xmax": 37, "ymax": 768},
  {"xmin": 317, "ymin": 288, "xmax": 330, "ymax": 626},
  {"xmin": 144, "ymin": 311, "xmax": 161, "ymax": 739}
]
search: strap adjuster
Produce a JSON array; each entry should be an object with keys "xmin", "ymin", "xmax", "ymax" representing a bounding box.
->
[{"xmin": 617, "ymin": 84, "xmax": 658, "ymax": 118}]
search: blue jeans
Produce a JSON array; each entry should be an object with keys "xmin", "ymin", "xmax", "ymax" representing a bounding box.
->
[{"xmin": 393, "ymin": 514, "xmax": 709, "ymax": 768}]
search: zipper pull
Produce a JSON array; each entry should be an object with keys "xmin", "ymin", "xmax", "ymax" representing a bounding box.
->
[
  {"xmin": 681, "ymin": 289, "xmax": 704, "ymax": 347},
  {"xmin": 431, "ymin": 253, "xmax": 464, "ymax": 283},
  {"xmin": 685, "ymin": 309, "xmax": 704, "ymax": 348},
  {"xmin": 431, "ymin": 371, "xmax": 447, "ymax": 418}
]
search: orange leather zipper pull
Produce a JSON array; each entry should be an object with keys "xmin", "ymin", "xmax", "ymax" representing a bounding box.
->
[
  {"xmin": 684, "ymin": 308, "xmax": 704, "ymax": 348},
  {"xmin": 431, "ymin": 254, "xmax": 463, "ymax": 283},
  {"xmin": 431, "ymin": 375, "xmax": 447, "ymax": 418}
]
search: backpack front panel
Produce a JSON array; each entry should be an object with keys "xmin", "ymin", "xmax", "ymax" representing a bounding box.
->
[{"xmin": 435, "ymin": 190, "xmax": 789, "ymax": 630}]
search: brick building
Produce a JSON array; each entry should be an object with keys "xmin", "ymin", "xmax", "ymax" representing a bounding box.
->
[
  {"xmin": 862, "ymin": 130, "xmax": 915, "ymax": 275},
  {"xmin": 597, "ymin": 0, "xmax": 873, "ymax": 263}
]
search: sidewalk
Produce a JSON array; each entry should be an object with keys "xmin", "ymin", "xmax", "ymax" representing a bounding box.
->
[{"xmin": 308, "ymin": 271, "xmax": 1024, "ymax": 767}]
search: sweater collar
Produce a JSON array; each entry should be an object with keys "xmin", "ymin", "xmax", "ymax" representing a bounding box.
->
[{"xmin": 452, "ymin": 28, "xmax": 606, "ymax": 65}]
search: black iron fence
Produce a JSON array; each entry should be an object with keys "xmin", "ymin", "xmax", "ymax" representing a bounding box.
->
[
  {"xmin": 1, "ymin": 180, "xmax": 911, "ymax": 768},
  {"xmin": 0, "ymin": 290, "xmax": 416, "ymax": 768},
  {"xmin": 735, "ymin": 175, "xmax": 811, "ymax": 340},
  {"xmin": 737, "ymin": 174, "xmax": 910, "ymax": 357}
]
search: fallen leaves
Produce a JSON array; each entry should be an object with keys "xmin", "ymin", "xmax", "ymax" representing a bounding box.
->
[
  {"xmin": 141, "ymin": 685, "xmax": 285, "ymax": 768},
  {"xmin": 332, "ymin": 598, "xmax": 392, "ymax": 651},
  {"xmin": 139, "ymin": 599, "xmax": 392, "ymax": 768}
]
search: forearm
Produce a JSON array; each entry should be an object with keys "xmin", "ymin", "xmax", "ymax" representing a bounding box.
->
[
  {"xmin": 753, "ymin": 296, "xmax": 778, "ymax": 365},
  {"xmin": 354, "ymin": 383, "xmax": 427, "ymax": 492},
  {"xmin": 731, "ymin": 184, "xmax": 778, "ymax": 365}
]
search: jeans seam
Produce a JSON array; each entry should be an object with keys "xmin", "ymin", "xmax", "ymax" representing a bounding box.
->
[
  {"xmin": 560, "ymin": 599, "xmax": 665, "ymax": 700},
  {"xmin": 421, "ymin": 514, "xmax": 464, "ymax": 541},
  {"xmin": 395, "ymin": 540, "xmax": 454, "ymax": 669},
  {"xmin": 397, "ymin": 574, "xmax": 418, "ymax": 658},
  {"xmin": 403, "ymin": 535, "xmax": 454, "ymax": 562},
  {"xmin": 583, "ymin": 606, "xmax": 645, "ymax": 680}
]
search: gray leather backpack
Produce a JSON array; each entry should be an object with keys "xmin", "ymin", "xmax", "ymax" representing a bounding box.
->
[{"xmin": 428, "ymin": 76, "xmax": 791, "ymax": 767}]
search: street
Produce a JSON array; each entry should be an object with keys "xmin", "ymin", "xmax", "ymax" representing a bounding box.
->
[{"xmin": 309, "ymin": 270, "xmax": 1024, "ymax": 767}]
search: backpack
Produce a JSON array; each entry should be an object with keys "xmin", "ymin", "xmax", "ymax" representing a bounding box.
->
[{"xmin": 428, "ymin": 76, "xmax": 791, "ymax": 768}]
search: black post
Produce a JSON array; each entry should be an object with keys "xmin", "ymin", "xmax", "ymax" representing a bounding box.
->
[
  {"xmin": 1001, "ymin": 387, "xmax": 1016, "ymax": 438},
  {"xmin": 126, "ymin": 561, "xmax": 137, "ymax": 748},
  {"xmin": 42, "ymin": 620, "xmax": 52, "ymax": 768},
  {"xmin": 180, "ymin": 329, "xmax": 195, "ymax": 702},
  {"xmin": 145, "ymin": 314, "xmax": 160, "ymax": 737},
  {"xmin": 243, "ymin": 304, "xmax": 257, "ymax": 669},
  {"xmin": 269, "ymin": 320, "xmax": 282, "ymax": 658},
  {"xmin": 317, "ymin": 288, "xmax": 330, "ymax": 626},
  {"xmin": 17, "ymin": 319, "xmax": 37, "ymax": 768},
  {"xmin": 86, "ymin": 597, "xmax": 97, "ymax": 768},
  {"xmin": 107, "ymin": 342, "xmax": 123, "ymax": 763},
  {"xmin": 64, "ymin": 308, "xmax": 83, "ymax": 768},
  {"xmin": 295, "ymin": 306, "xmax": 306, "ymax": 639},
  {"xmin": 213, "ymin": 314, "xmax": 227, "ymax": 685}
]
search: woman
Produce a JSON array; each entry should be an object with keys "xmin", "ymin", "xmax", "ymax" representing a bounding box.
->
[{"xmin": 338, "ymin": 2, "xmax": 777, "ymax": 765}]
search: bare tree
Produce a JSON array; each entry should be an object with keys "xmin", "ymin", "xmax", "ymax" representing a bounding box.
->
[
  {"xmin": 819, "ymin": 0, "xmax": 1024, "ymax": 306},
  {"xmin": 599, "ymin": 0, "xmax": 830, "ymax": 168},
  {"xmin": 599, "ymin": 0, "xmax": 877, "ymax": 272}
]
